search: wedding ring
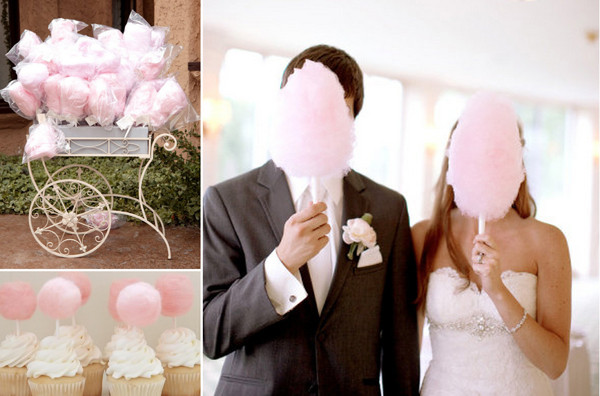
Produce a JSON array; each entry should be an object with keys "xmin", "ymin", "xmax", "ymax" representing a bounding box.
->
[{"xmin": 477, "ymin": 252, "xmax": 484, "ymax": 264}]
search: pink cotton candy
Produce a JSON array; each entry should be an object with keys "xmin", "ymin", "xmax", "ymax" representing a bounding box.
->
[
  {"xmin": 37, "ymin": 278, "xmax": 82, "ymax": 320},
  {"xmin": 0, "ymin": 282, "xmax": 37, "ymax": 321},
  {"xmin": 270, "ymin": 60, "xmax": 355, "ymax": 178},
  {"xmin": 97, "ymin": 73, "xmax": 126, "ymax": 116},
  {"xmin": 2, "ymin": 81, "xmax": 40, "ymax": 118},
  {"xmin": 151, "ymin": 26, "xmax": 169, "ymax": 48},
  {"xmin": 116, "ymin": 282, "xmax": 161, "ymax": 327},
  {"xmin": 446, "ymin": 91, "xmax": 524, "ymax": 222},
  {"xmin": 16, "ymin": 63, "xmax": 49, "ymax": 95},
  {"xmin": 123, "ymin": 20, "xmax": 153, "ymax": 53},
  {"xmin": 23, "ymin": 42, "xmax": 58, "ymax": 74},
  {"xmin": 124, "ymin": 81, "xmax": 158, "ymax": 121},
  {"xmin": 24, "ymin": 123, "xmax": 62, "ymax": 160},
  {"xmin": 150, "ymin": 77, "xmax": 187, "ymax": 128},
  {"xmin": 108, "ymin": 278, "xmax": 139, "ymax": 322},
  {"xmin": 60, "ymin": 273, "xmax": 91, "ymax": 305},
  {"xmin": 6, "ymin": 30, "xmax": 42, "ymax": 64},
  {"xmin": 155, "ymin": 274, "xmax": 194, "ymax": 317},
  {"xmin": 117, "ymin": 58, "xmax": 137, "ymax": 93},
  {"xmin": 49, "ymin": 18, "xmax": 85, "ymax": 45},
  {"xmin": 44, "ymin": 74, "xmax": 63, "ymax": 114},
  {"xmin": 59, "ymin": 76, "xmax": 90, "ymax": 119},
  {"xmin": 88, "ymin": 78, "xmax": 118, "ymax": 126},
  {"xmin": 137, "ymin": 47, "xmax": 166, "ymax": 80}
]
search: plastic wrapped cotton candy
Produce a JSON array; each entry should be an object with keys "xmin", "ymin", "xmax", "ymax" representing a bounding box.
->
[
  {"xmin": 96, "ymin": 73, "xmax": 127, "ymax": 116},
  {"xmin": 6, "ymin": 30, "xmax": 42, "ymax": 65},
  {"xmin": 43, "ymin": 74, "xmax": 62, "ymax": 114},
  {"xmin": 151, "ymin": 26, "xmax": 169, "ymax": 49},
  {"xmin": 150, "ymin": 77, "xmax": 187, "ymax": 128},
  {"xmin": 270, "ymin": 59, "xmax": 355, "ymax": 179},
  {"xmin": 73, "ymin": 36, "xmax": 121, "ymax": 75},
  {"xmin": 88, "ymin": 78, "xmax": 118, "ymax": 126},
  {"xmin": 123, "ymin": 80, "xmax": 160, "ymax": 124},
  {"xmin": 48, "ymin": 18, "xmax": 87, "ymax": 45},
  {"xmin": 16, "ymin": 63, "xmax": 49, "ymax": 96},
  {"xmin": 123, "ymin": 11, "xmax": 153, "ymax": 53},
  {"xmin": 137, "ymin": 47, "xmax": 167, "ymax": 80},
  {"xmin": 23, "ymin": 42, "xmax": 58, "ymax": 74},
  {"xmin": 0, "ymin": 80, "xmax": 40, "ymax": 119},
  {"xmin": 446, "ymin": 91, "xmax": 524, "ymax": 233},
  {"xmin": 59, "ymin": 76, "xmax": 90, "ymax": 120},
  {"xmin": 24, "ymin": 123, "xmax": 67, "ymax": 161}
]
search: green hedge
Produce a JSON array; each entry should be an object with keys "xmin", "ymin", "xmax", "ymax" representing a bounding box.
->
[{"xmin": 0, "ymin": 128, "xmax": 200, "ymax": 226}]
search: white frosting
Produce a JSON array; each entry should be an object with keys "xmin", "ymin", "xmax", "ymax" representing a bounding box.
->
[
  {"xmin": 106, "ymin": 327, "xmax": 163, "ymax": 380},
  {"xmin": 26, "ymin": 335, "xmax": 83, "ymax": 379},
  {"xmin": 0, "ymin": 332, "xmax": 39, "ymax": 368},
  {"xmin": 104, "ymin": 326, "xmax": 143, "ymax": 361},
  {"xmin": 156, "ymin": 327, "xmax": 201, "ymax": 368},
  {"xmin": 57, "ymin": 325, "xmax": 103, "ymax": 366}
]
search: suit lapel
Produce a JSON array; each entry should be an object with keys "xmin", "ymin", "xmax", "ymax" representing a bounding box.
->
[
  {"xmin": 319, "ymin": 170, "xmax": 367, "ymax": 324},
  {"xmin": 256, "ymin": 161, "xmax": 296, "ymax": 244}
]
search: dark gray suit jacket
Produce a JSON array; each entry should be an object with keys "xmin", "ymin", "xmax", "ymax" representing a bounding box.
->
[{"xmin": 203, "ymin": 160, "xmax": 420, "ymax": 396}]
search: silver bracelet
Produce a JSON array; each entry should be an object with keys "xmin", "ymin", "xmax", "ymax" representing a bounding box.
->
[{"xmin": 505, "ymin": 308, "xmax": 528, "ymax": 334}]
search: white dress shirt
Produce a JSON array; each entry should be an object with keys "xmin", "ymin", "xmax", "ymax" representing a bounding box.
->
[{"xmin": 264, "ymin": 174, "xmax": 343, "ymax": 315}]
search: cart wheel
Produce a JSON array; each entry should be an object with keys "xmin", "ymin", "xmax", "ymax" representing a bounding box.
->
[
  {"xmin": 29, "ymin": 179, "xmax": 111, "ymax": 258},
  {"xmin": 48, "ymin": 164, "xmax": 114, "ymax": 208}
]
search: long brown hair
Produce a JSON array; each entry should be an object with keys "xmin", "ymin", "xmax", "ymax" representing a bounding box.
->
[{"xmin": 415, "ymin": 122, "xmax": 536, "ymax": 308}]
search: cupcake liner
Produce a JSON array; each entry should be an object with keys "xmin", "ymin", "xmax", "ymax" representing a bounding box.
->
[
  {"xmin": 0, "ymin": 366, "xmax": 31, "ymax": 396},
  {"xmin": 107, "ymin": 375, "xmax": 165, "ymax": 396},
  {"xmin": 82, "ymin": 363, "xmax": 105, "ymax": 396},
  {"xmin": 162, "ymin": 365, "xmax": 201, "ymax": 396},
  {"xmin": 28, "ymin": 375, "xmax": 85, "ymax": 396}
]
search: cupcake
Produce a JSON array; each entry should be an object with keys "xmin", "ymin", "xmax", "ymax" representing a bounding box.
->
[
  {"xmin": 26, "ymin": 335, "xmax": 85, "ymax": 396},
  {"xmin": 0, "ymin": 332, "xmax": 39, "ymax": 396},
  {"xmin": 106, "ymin": 282, "xmax": 165, "ymax": 396},
  {"xmin": 156, "ymin": 327, "xmax": 201, "ymax": 396},
  {"xmin": 106, "ymin": 327, "xmax": 165, "ymax": 396},
  {"xmin": 0, "ymin": 281, "xmax": 39, "ymax": 395},
  {"xmin": 58, "ymin": 325, "xmax": 104, "ymax": 396}
]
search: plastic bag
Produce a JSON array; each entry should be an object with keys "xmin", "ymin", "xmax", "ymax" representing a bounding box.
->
[
  {"xmin": 15, "ymin": 62, "xmax": 49, "ymax": 97},
  {"xmin": 87, "ymin": 77, "xmax": 119, "ymax": 127},
  {"xmin": 0, "ymin": 80, "xmax": 40, "ymax": 119},
  {"xmin": 23, "ymin": 121, "xmax": 68, "ymax": 162},
  {"xmin": 48, "ymin": 18, "xmax": 87, "ymax": 45},
  {"xmin": 6, "ymin": 30, "xmax": 42, "ymax": 65},
  {"xmin": 84, "ymin": 212, "xmax": 126, "ymax": 231}
]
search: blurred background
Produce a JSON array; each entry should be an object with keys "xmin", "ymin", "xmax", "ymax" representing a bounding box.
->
[{"xmin": 202, "ymin": 0, "xmax": 599, "ymax": 394}]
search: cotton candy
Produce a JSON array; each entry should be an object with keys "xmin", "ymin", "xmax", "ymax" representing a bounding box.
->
[
  {"xmin": 16, "ymin": 63, "xmax": 49, "ymax": 95},
  {"xmin": 59, "ymin": 76, "xmax": 90, "ymax": 119},
  {"xmin": 24, "ymin": 123, "xmax": 63, "ymax": 160},
  {"xmin": 88, "ymin": 78, "xmax": 118, "ymax": 126},
  {"xmin": 75, "ymin": 36, "xmax": 120, "ymax": 75},
  {"xmin": 270, "ymin": 60, "xmax": 355, "ymax": 178},
  {"xmin": 116, "ymin": 282, "xmax": 161, "ymax": 327},
  {"xmin": 23, "ymin": 42, "xmax": 58, "ymax": 74},
  {"xmin": 446, "ymin": 91, "xmax": 524, "ymax": 222},
  {"xmin": 58, "ymin": 47, "xmax": 97, "ymax": 80},
  {"xmin": 49, "ymin": 18, "xmax": 85, "ymax": 45},
  {"xmin": 124, "ymin": 80, "xmax": 159, "ymax": 122},
  {"xmin": 151, "ymin": 26, "xmax": 169, "ymax": 48},
  {"xmin": 38, "ymin": 277, "xmax": 82, "ymax": 320},
  {"xmin": 123, "ymin": 20, "xmax": 153, "ymax": 53},
  {"xmin": 0, "ymin": 282, "xmax": 37, "ymax": 321},
  {"xmin": 43, "ymin": 74, "xmax": 63, "ymax": 114},
  {"xmin": 150, "ymin": 77, "xmax": 187, "ymax": 128},
  {"xmin": 97, "ymin": 73, "xmax": 127, "ymax": 116},
  {"xmin": 6, "ymin": 30, "xmax": 42, "ymax": 65},
  {"xmin": 1, "ymin": 81, "xmax": 40, "ymax": 118},
  {"xmin": 137, "ymin": 47, "xmax": 167, "ymax": 80}
]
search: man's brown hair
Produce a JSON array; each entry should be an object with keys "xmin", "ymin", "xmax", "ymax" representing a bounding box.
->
[{"xmin": 281, "ymin": 45, "xmax": 364, "ymax": 117}]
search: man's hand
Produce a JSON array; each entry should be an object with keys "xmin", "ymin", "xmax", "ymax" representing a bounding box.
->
[{"xmin": 276, "ymin": 202, "xmax": 330, "ymax": 273}]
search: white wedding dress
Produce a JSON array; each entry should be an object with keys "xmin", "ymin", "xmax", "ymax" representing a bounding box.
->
[{"xmin": 421, "ymin": 267, "xmax": 553, "ymax": 396}]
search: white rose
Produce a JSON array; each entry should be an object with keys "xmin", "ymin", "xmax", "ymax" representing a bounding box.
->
[{"xmin": 342, "ymin": 218, "xmax": 377, "ymax": 248}]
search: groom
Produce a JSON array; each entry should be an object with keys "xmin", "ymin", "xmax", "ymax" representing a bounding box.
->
[{"xmin": 203, "ymin": 45, "xmax": 420, "ymax": 395}]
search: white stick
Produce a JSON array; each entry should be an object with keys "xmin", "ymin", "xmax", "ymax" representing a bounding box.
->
[
  {"xmin": 72, "ymin": 316, "xmax": 76, "ymax": 326},
  {"xmin": 15, "ymin": 320, "xmax": 20, "ymax": 336},
  {"xmin": 309, "ymin": 177, "xmax": 322, "ymax": 204},
  {"xmin": 478, "ymin": 214, "xmax": 486, "ymax": 235},
  {"xmin": 173, "ymin": 317, "xmax": 177, "ymax": 329},
  {"xmin": 55, "ymin": 320, "xmax": 59, "ymax": 337}
]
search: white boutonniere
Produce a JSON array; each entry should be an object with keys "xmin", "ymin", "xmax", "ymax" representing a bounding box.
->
[{"xmin": 342, "ymin": 213, "xmax": 377, "ymax": 260}]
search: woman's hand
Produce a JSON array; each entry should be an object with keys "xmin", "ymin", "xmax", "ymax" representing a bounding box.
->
[{"xmin": 471, "ymin": 234, "xmax": 506, "ymax": 298}]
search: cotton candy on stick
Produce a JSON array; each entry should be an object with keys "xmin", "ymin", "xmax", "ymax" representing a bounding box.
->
[
  {"xmin": 155, "ymin": 274, "xmax": 194, "ymax": 328},
  {"xmin": 446, "ymin": 92, "xmax": 524, "ymax": 234},
  {"xmin": 270, "ymin": 60, "xmax": 355, "ymax": 202},
  {"xmin": 6, "ymin": 30, "xmax": 42, "ymax": 65},
  {"xmin": 0, "ymin": 282, "xmax": 37, "ymax": 336},
  {"xmin": 116, "ymin": 282, "xmax": 161, "ymax": 328},
  {"xmin": 60, "ymin": 272, "xmax": 91, "ymax": 325},
  {"xmin": 37, "ymin": 277, "xmax": 82, "ymax": 336},
  {"xmin": 108, "ymin": 278, "xmax": 140, "ymax": 323}
]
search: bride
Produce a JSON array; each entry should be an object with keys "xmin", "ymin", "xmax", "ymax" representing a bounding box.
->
[{"xmin": 412, "ymin": 123, "xmax": 571, "ymax": 395}]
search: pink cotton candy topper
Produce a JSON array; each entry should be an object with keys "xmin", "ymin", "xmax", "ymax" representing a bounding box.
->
[
  {"xmin": 116, "ymin": 282, "xmax": 161, "ymax": 327},
  {"xmin": 60, "ymin": 272, "xmax": 92, "ymax": 305},
  {"xmin": 155, "ymin": 274, "xmax": 194, "ymax": 317},
  {"xmin": 37, "ymin": 277, "xmax": 82, "ymax": 320},
  {"xmin": 0, "ymin": 282, "xmax": 37, "ymax": 321},
  {"xmin": 270, "ymin": 60, "xmax": 355, "ymax": 178},
  {"xmin": 447, "ymin": 92, "xmax": 525, "ymax": 227},
  {"xmin": 108, "ymin": 278, "xmax": 140, "ymax": 322}
]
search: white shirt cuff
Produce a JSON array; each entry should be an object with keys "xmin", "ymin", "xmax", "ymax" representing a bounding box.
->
[{"xmin": 264, "ymin": 249, "xmax": 307, "ymax": 315}]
